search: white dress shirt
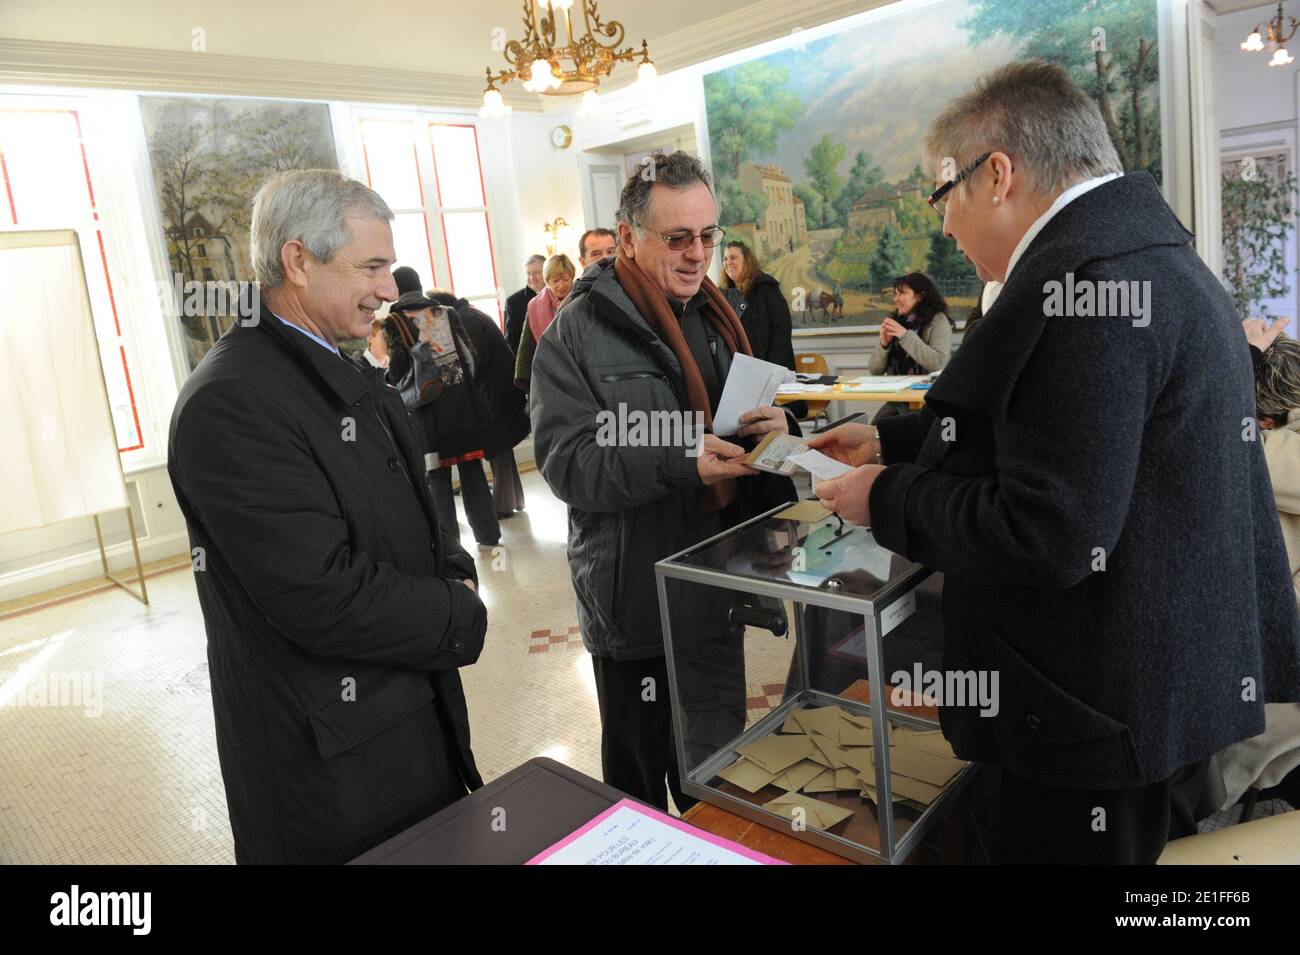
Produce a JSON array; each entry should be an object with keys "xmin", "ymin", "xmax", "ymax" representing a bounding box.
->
[{"xmin": 982, "ymin": 172, "xmax": 1121, "ymax": 312}]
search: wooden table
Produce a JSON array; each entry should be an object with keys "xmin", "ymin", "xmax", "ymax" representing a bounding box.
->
[{"xmin": 776, "ymin": 382, "xmax": 929, "ymax": 409}]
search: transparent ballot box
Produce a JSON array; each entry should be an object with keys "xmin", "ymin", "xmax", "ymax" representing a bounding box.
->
[{"xmin": 655, "ymin": 502, "xmax": 973, "ymax": 864}]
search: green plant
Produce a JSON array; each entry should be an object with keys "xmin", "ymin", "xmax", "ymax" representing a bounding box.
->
[{"xmin": 1221, "ymin": 165, "xmax": 1298, "ymax": 319}]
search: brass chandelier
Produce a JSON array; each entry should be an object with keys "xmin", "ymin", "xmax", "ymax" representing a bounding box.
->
[
  {"xmin": 479, "ymin": 0, "xmax": 657, "ymax": 117},
  {"xmin": 1241, "ymin": 1, "xmax": 1298, "ymax": 67}
]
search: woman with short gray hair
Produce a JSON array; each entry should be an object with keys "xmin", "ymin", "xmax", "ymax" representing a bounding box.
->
[{"xmin": 808, "ymin": 59, "xmax": 1300, "ymax": 864}]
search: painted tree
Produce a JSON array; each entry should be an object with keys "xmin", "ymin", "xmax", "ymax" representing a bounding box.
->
[
  {"xmin": 833, "ymin": 150, "xmax": 885, "ymax": 225},
  {"xmin": 926, "ymin": 229, "xmax": 980, "ymax": 292},
  {"xmin": 719, "ymin": 178, "xmax": 769, "ymax": 229},
  {"xmin": 1221, "ymin": 164, "xmax": 1298, "ymax": 319},
  {"xmin": 804, "ymin": 135, "xmax": 846, "ymax": 226},
  {"xmin": 869, "ymin": 223, "xmax": 911, "ymax": 291},
  {"xmin": 146, "ymin": 101, "xmax": 222, "ymax": 283},
  {"xmin": 793, "ymin": 183, "xmax": 826, "ymax": 230},
  {"xmin": 961, "ymin": 0, "xmax": 1161, "ymax": 178},
  {"xmin": 703, "ymin": 61, "xmax": 805, "ymax": 181}
]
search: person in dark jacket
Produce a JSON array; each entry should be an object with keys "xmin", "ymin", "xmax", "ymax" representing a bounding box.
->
[
  {"xmin": 721, "ymin": 240, "xmax": 795, "ymax": 370},
  {"xmin": 168, "ymin": 169, "xmax": 487, "ymax": 864},
  {"xmin": 530, "ymin": 152, "xmax": 799, "ymax": 812},
  {"xmin": 504, "ymin": 254, "xmax": 545, "ymax": 355},
  {"xmin": 426, "ymin": 289, "xmax": 531, "ymax": 458},
  {"xmin": 809, "ymin": 61, "xmax": 1300, "ymax": 864},
  {"xmin": 385, "ymin": 267, "xmax": 501, "ymax": 547}
]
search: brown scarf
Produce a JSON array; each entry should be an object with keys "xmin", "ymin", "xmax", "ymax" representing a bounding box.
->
[{"xmin": 614, "ymin": 248, "xmax": 753, "ymax": 513}]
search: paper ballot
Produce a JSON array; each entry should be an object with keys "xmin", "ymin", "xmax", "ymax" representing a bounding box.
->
[
  {"xmin": 713, "ymin": 354, "xmax": 789, "ymax": 436},
  {"xmin": 787, "ymin": 448, "xmax": 854, "ymax": 481}
]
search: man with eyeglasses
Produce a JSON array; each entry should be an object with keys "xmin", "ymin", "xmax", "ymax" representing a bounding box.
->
[{"xmin": 529, "ymin": 151, "xmax": 798, "ymax": 812}]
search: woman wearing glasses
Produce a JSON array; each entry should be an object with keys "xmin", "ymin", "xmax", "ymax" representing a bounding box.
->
[
  {"xmin": 867, "ymin": 271, "xmax": 953, "ymax": 421},
  {"xmin": 808, "ymin": 60, "xmax": 1300, "ymax": 864}
]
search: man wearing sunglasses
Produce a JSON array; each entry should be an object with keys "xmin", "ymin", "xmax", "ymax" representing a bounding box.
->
[{"xmin": 529, "ymin": 151, "xmax": 797, "ymax": 812}]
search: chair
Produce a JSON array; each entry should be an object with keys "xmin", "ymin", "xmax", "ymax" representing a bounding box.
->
[{"xmin": 794, "ymin": 352, "xmax": 832, "ymax": 430}]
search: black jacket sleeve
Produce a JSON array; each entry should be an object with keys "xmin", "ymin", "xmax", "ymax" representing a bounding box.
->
[
  {"xmin": 762, "ymin": 283, "xmax": 796, "ymax": 370},
  {"xmin": 875, "ymin": 407, "xmax": 934, "ymax": 465}
]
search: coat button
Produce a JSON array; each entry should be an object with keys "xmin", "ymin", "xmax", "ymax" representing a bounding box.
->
[
  {"xmin": 388, "ymin": 457, "xmax": 400, "ymax": 472},
  {"xmin": 1026, "ymin": 714, "xmax": 1042, "ymax": 730},
  {"xmin": 449, "ymin": 638, "xmax": 461, "ymax": 650}
]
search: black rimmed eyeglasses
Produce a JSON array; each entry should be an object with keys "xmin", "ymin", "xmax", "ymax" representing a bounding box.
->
[{"xmin": 927, "ymin": 153, "xmax": 991, "ymax": 218}]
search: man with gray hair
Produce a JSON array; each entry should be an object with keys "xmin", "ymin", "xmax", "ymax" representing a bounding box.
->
[
  {"xmin": 810, "ymin": 61, "xmax": 1300, "ymax": 863},
  {"xmin": 530, "ymin": 151, "xmax": 797, "ymax": 811},
  {"xmin": 505, "ymin": 253, "xmax": 546, "ymax": 355},
  {"xmin": 168, "ymin": 168, "xmax": 488, "ymax": 864}
]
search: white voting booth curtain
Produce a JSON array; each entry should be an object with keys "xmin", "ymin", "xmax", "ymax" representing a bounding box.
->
[{"xmin": 0, "ymin": 229, "xmax": 128, "ymax": 534}]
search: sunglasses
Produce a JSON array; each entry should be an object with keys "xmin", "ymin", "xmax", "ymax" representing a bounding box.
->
[
  {"xmin": 644, "ymin": 227, "xmax": 727, "ymax": 251},
  {"xmin": 927, "ymin": 153, "xmax": 992, "ymax": 218}
]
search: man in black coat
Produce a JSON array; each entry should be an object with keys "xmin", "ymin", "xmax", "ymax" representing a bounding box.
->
[
  {"xmin": 503, "ymin": 254, "xmax": 545, "ymax": 355},
  {"xmin": 811, "ymin": 62, "xmax": 1300, "ymax": 863},
  {"xmin": 168, "ymin": 169, "xmax": 488, "ymax": 864}
]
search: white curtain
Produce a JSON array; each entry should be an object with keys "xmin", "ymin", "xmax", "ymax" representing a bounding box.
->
[{"xmin": 0, "ymin": 229, "xmax": 128, "ymax": 534}]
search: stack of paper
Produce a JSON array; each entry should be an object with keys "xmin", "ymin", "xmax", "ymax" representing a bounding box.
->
[{"xmin": 712, "ymin": 704, "xmax": 967, "ymax": 828}]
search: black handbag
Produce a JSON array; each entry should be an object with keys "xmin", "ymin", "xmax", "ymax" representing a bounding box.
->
[{"xmin": 389, "ymin": 306, "xmax": 464, "ymax": 412}]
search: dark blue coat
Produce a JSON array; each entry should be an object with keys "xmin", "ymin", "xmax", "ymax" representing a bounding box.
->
[{"xmin": 871, "ymin": 172, "xmax": 1300, "ymax": 789}]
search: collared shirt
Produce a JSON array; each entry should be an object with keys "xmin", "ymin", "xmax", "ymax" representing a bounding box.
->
[
  {"xmin": 363, "ymin": 349, "xmax": 387, "ymax": 368},
  {"xmin": 274, "ymin": 313, "xmax": 340, "ymax": 356},
  {"xmin": 987, "ymin": 168, "xmax": 1123, "ymax": 310}
]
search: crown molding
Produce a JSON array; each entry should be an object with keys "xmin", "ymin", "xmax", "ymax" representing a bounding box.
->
[
  {"xmin": 597, "ymin": 0, "xmax": 893, "ymax": 94},
  {"xmin": 0, "ymin": 37, "xmax": 541, "ymax": 111},
  {"xmin": 0, "ymin": 2, "xmax": 890, "ymax": 111}
]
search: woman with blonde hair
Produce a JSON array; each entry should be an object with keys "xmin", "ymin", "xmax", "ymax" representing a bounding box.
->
[{"xmin": 514, "ymin": 253, "xmax": 576, "ymax": 390}]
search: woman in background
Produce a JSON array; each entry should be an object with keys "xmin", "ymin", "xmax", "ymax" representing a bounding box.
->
[
  {"xmin": 514, "ymin": 253, "xmax": 576, "ymax": 392},
  {"xmin": 868, "ymin": 271, "xmax": 953, "ymax": 421},
  {"xmin": 1216, "ymin": 319, "xmax": 1300, "ymax": 812},
  {"xmin": 720, "ymin": 240, "xmax": 795, "ymax": 370}
]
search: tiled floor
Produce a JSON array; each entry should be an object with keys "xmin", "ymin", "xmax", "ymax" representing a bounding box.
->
[
  {"xmin": 0, "ymin": 466, "xmax": 1285, "ymax": 862},
  {"xmin": 0, "ymin": 468, "xmax": 606, "ymax": 864}
]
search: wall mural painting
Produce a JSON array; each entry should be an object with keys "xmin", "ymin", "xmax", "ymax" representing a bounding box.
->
[{"xmin": 703, "ymin": 0, "xmax": 1162, "ymax": 331}]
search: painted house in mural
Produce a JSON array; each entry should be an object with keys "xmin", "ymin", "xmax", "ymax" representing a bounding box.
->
[
  {"xmin": 846, "ymin": 176, "xmax": 928, "ymax": 233},
  {"xmin": 736, "ymin": 161, "xmax": 807, "ymax": 258}
]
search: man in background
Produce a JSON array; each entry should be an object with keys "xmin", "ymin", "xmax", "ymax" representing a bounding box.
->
[
  {"xmin": 505, "ymin": 253, "xmax": 545, "ymax": 354},
  {"xmin": 577, "ymin": 227, "xmax": 616, "ymax": 270}
]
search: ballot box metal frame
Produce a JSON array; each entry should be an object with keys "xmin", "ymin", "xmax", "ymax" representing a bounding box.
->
[{"xmin": 655, "ymin": 502, "xmax": 974, "ymax": 865}]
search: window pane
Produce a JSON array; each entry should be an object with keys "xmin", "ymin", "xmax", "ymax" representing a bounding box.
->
[
  {"xmin": 467, "ymin": 295, "xmax": 502, "ymax": 329},
  {"xmin": 0, "ymin": 110, "xmax": 93, "ymax": 224},
  {"xmin": 429, "ymin": 124, "xmax": 485, "ymax": 208},
  {"xmin": 390, "ymin": 212, "xmax": 435, "ymax": 289},
  {"xmin": 360, "ymin": 119, "xmax": 423, "ymax": 210},
  {"xmin": 441, "ymin": 211, "xmax": 496, "ymax": 298}
]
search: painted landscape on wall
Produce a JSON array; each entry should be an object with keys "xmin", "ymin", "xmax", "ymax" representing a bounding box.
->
[
  {"xmin": 140, "ymin": 96, "xmax": 338, "ymax": 368},
  {"xmin": 703, "ymin": 0, "xmax": 1161, "ymax": 331}
]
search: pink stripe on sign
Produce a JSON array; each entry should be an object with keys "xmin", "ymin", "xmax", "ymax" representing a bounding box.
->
[{"xmin": 526, "ymin": 798, "xmax": 786, "ymax": 865}]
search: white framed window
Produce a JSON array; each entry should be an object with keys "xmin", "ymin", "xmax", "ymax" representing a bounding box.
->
[
  {"xmin": 0, "ymin": 94, "xmax": 151, "ymax": 459},
  {"xmin": 347, "ymin": 106, "xmax": 502, "ymax": 327}
]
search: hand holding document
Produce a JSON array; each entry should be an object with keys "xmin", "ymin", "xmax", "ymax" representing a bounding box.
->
[{"xmin": 713, "ymin": 354, "xmax": 789, "ymax": 436}]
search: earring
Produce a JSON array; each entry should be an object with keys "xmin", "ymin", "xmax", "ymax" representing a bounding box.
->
[{"xmin": 992, "ymin": 195, "xmax": 1001, "ymax": 206}]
